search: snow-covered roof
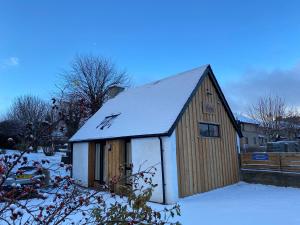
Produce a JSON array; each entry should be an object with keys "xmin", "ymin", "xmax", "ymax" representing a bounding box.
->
[
  {"xmin": 70, "ymin": 64, "xmax": 241, "ymax": 142},
  {"xmin": 235, "ymin": 113, "xmax": 259, "ymax": 125}
]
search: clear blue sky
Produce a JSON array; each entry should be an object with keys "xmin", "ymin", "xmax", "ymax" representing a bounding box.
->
[{"xmin": 1, "ymin": 0, "xmax": 300, "ymax": 114}]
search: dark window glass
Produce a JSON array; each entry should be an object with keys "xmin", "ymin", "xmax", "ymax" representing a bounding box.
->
[
  {"xmin": 209, "ymin": 124, "xmax": 220, "ymax": 137},
  {"xmin": 199, "ymin": 123, "xmax": 209, "ymax": 137},
  {"xmin": 199, "ymin": 123, "xmax": 220, "ymax": 137}
]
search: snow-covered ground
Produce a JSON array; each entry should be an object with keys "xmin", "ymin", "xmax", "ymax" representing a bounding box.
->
[
  {"xmin": 4, "ymin": 151, "xmax": 300, "ymax": 225},
  {"xmin": 5, "ymin": 149, "xmax": 69, "ymax": 178},
  {"xmin": 171, "ymin": 182, "xmax": 300, "ymax": 225}
]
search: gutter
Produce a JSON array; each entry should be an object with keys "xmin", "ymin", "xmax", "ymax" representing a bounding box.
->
[
  {"xmin": 159, "ymin": 136, "xmax": 166, "ymax": 204},
  {"xmin": 69, "ymin": 133, "xmax": 169, "ymax": 143}
]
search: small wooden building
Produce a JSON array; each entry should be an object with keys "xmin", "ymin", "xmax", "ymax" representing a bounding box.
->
[{"xmin": 70, "ymin": 64, "xmax": 242, "ymax": 204}]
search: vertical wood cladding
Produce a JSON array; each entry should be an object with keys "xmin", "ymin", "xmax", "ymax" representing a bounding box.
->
[
  {"xmin": 88, "ymin": 140, "xmax": 125, "ymax": 188},
  {"xmin": 176, "ymin": 75, "xmax": 239, "ymax": 197}
]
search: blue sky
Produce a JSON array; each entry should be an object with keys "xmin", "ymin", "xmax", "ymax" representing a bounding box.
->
[{"xmin": 1, "ymin": 0, "xmax": 300, "ymax": 114}]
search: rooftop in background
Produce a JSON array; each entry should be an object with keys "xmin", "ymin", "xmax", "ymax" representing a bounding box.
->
[{"xmin": 235, "ymin": 113, "xmax": 260, "ymax": 125}]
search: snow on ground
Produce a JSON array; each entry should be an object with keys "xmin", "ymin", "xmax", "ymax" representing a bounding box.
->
[
  {"xmin": 5, "ymin": 149, "xmax": 69, "ymax": 177},
  {"xmin": 4, "ymin": 151, "xmax": 300, "ymax": 225},
  {"xmin": 170, "ymin": 182, "xmax": 300, "ymax": 225}
]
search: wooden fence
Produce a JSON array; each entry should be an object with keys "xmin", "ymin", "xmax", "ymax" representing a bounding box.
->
[{"xmin": 240, "ymin": 152, "xmax": 300, "ymax": 173}]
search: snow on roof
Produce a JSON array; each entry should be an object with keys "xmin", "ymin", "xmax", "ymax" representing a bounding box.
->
[
  {"xmin": 70, "ymin": 65, "xmax": 209, "ymax": 141},
  {"xmin": 234, "ymin": 113, "xmax": 259, "ymax": 125}
]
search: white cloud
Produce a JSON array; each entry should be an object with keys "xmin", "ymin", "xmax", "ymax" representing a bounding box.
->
[
  {"xmin": 0, "ymin": 57, "xmax": 19, "ymax": 69},
  {"xmin": 223, "ymin": 62, "xmax": 300, "ymax": 114}
]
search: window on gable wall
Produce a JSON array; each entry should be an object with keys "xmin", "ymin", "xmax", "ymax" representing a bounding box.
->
[
  {"xmin": 96, "ymin": 113, "xmax": 120, "ymax": 130},
  {"xmin": 199, "ymin": 122, "xmax": 220, "ymax": 137}
]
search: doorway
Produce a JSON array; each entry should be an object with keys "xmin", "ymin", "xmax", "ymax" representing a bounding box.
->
[
  {"xmin": 124, "ymin": 140, "xmax": 132, "ymax": 184},
  {"xmin": 95, "ymin": 142, "xmax": 105, "ymax": 184}
]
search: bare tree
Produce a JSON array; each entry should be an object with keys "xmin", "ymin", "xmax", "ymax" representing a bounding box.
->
[
  {"xmin": 248, "ymin": 95, "xmax": 300, "ymax": 140},
  {"xmin": 248, "ymin": 95, "xmax": 282, "ymax": 140},
  {"xmin": 60, "ymin": 54, "xmax": 130, "ymax": 116},
  {"xmin": 6, "ymin": 96, "xmax": 51, "ymax": 150},
  {"xmin": 280, "ymin": 107, "xmax": 300, "ymax": 140},
  {"xmin": 7, "ymin": 95, "xmax": 49, "ymax": 124}
]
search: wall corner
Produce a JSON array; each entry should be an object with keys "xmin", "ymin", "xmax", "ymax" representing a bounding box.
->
[{"xmin": 162, "ymin": 130, "xmax": 179, "ymax": 204}]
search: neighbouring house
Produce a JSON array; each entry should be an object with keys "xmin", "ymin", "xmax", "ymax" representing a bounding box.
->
[
  {"xmin": 235, "ymin": 114, "xmax": 267, "ymax": 152},
  {"xmin": 275, "ymin": 119, "xmax": 300, "ymax": 141},
  {"xmin": 69, "ymin": 64, "xmax": 242, "ymax": 204}
]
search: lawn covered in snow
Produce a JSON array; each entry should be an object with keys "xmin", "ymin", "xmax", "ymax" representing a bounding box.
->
[
  {"xmin": 172, "ymin": 182, "xmax": 300, "ymax": 225},
  {"xmin": 4, "ymin": 151, "xmax": 300, "ymax": 225},
  {"xmin": 5, "ymin": 149, "xmax": 70, "ymax": 178}
]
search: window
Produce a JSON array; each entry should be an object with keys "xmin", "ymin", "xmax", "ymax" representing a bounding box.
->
[
  {"xmin": 199, "ymin": 123, "xmax": 220, "ymax": 137},
  {"xmin": 96, "ymin": 113, "xmax": 120, "ymax": 130},
  {"xmin": 244, "ymin": 137, "xmax": 249, "ymax": 144}
]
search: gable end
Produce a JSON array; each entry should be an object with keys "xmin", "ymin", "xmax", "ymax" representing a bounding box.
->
[{"xmin": 167, "ymin": 65, "xmax": 242, "ymax": 137}]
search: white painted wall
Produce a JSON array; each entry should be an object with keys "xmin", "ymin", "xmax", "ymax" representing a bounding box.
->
[
  {"xmin": 131, "ymin": 134, "xmax": 179, "ymax": 204},
  {"xmin": 72, "ymin": 142, "xmax": 89, "ymax": 186},
  {"xmin": 131, "ymin": 137, "xmax": 163, "ymax": 203},
  {"xmin": 162, "ymin": 131, "xmax": 179, "ymax": 204}
]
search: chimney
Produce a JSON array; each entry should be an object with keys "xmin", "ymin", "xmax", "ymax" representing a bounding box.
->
[{"xmin": 107, "ymin": 85, "xmax": 125, "ymax": 99}]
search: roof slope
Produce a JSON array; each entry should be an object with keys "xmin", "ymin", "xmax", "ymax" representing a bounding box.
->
[
  {"xmin": 70, "ymin": 64, "xmax": 241, "ymax": 142},
  {"xmin": 235, "ymin": 113, "xmax": 259, "ymax": 125}
]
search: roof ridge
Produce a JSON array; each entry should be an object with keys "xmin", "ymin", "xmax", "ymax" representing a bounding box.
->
[
  {"xmin": 123, "ymin": 64, "xmax": 209, "ymax": 93},
  {"xmin": 147, "ymin": 64, "xmax": 209, "ymax": 85}
]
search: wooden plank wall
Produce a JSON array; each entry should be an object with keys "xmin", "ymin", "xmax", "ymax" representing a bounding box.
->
[
  {"xmin": 281, "ymin": 153, "xmax": 300, "ymax": 172},
  {"xmin": 241, "ymin": 153, "xmax": 281, "ymax": 170},
  {"xmin": 176, "ymin": 75, "xmax": 239, "ymax": 197},
  {"xmin": 106, "ymin": 139, "xmax": 125, "ymax": 183},
  {"xmin": 88, "ymin": 140, "xmax": 125, "ymax": 188}
]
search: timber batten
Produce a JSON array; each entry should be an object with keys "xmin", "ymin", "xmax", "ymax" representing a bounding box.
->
[
  {"xmin": 176, "ymin": 75, "xmax": 239, "ymax": 197},
  {"xmin": 106, "ymin": 139, "xmax": 125, "ymax": 184}
]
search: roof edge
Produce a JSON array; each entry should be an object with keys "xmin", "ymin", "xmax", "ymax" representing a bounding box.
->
[
  {"xmin": 167, "ymin": 65, "xmax": 243, "ymax": 137},
  {"xmin": 166, "ymin": 65, "xmax": 210, "ymax": 135},
  {"xmin": 205, "ymin": 65, "xmax": 243, "ymax": 137},
  {"xmin": 69, "ymin": 132, "xmax": 170, "ymax": 143}
]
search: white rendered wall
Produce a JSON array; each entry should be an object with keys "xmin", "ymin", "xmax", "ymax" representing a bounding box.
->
[
  {"xmin": 131, "ymin": 134, "xmax": 179, "ymax": 204},
  {"xmin": 162, "ymin": 131, "xmax": 179, "ymax": 204},
  {"xmin": 131, "ymin": 137, "xmax": 163, "ymax": 203},
  {"xmin": 72, "ymin": 142, "xmax": 89, "ymax": 187}
]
